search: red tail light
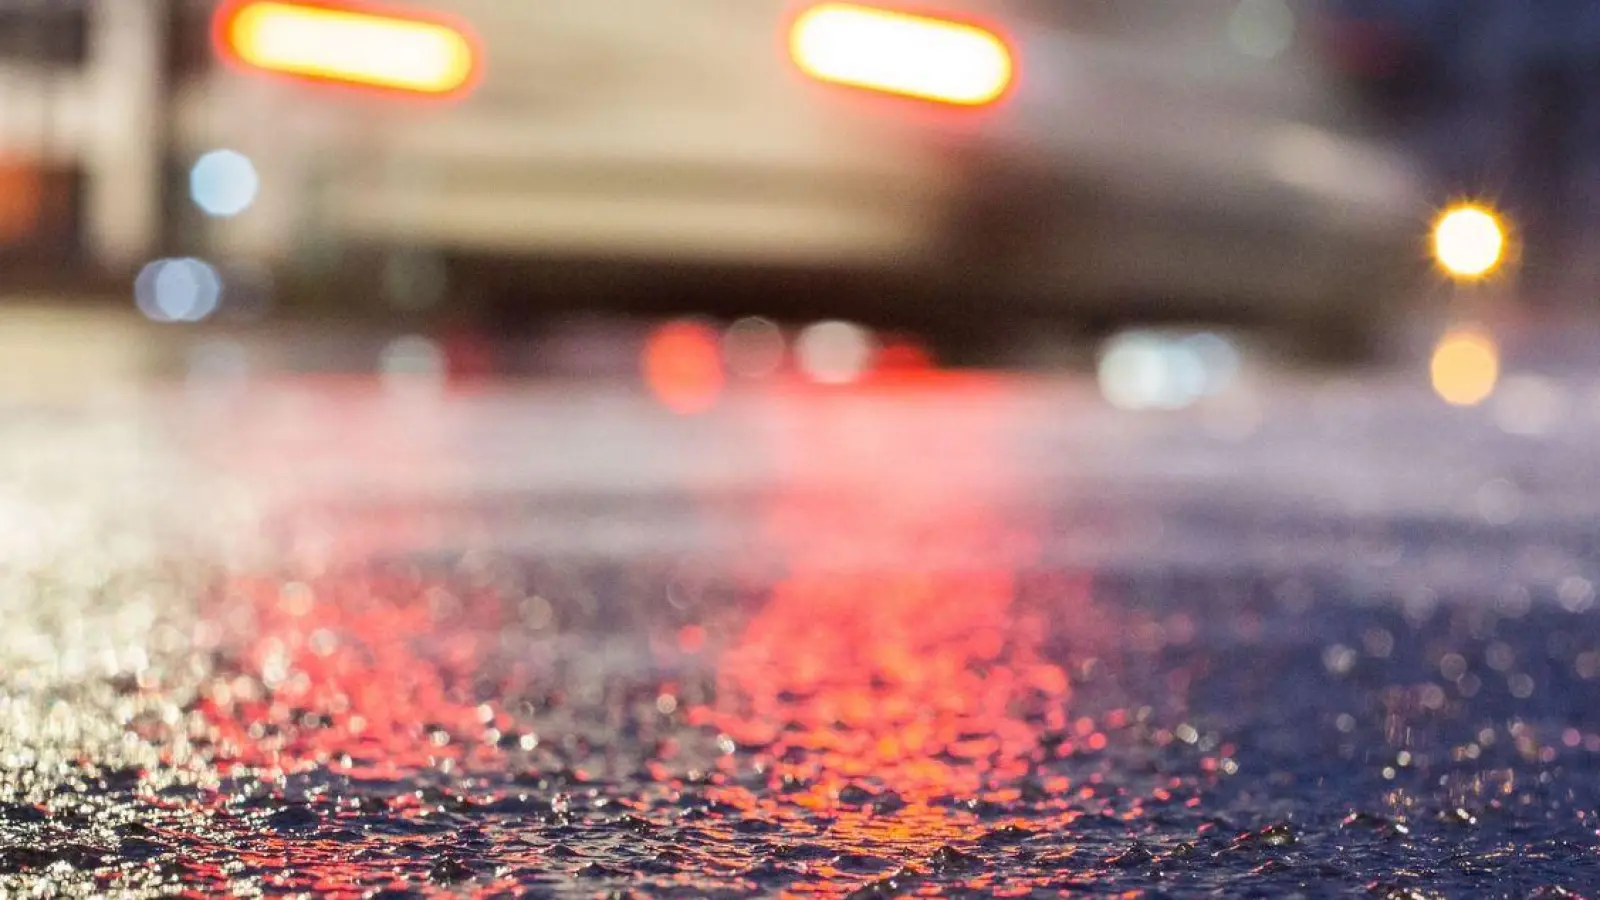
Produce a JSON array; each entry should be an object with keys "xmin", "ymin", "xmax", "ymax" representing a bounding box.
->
[
  {"xmin": 214, "ymin": 0, "xmax": 481, "ymax": 98},
  {"xmin": 790, "ymin": 3, "xmax": 1014, "ymax": 107}
]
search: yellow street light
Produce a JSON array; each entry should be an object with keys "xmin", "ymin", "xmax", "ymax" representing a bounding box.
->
[{"xmin": 1432, "ymin": 203, "xmax": 1507, "ymax": 281}]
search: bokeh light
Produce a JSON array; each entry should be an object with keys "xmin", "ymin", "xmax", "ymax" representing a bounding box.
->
[
  {"xmin": 722, "ymin": 317, "xmax": 786, "ymax": 379},
  {"xmin": 134, "ymin": 258, "xmax": 223, "ymax": 323},
  {"xmin": 643, "ymin": 320, "xmax": 725, "ymax": 414},
  {"xmin": 1098, "ymin": 330, "xmax": 1240, "ymax": 411},
  {"xmin": 1430, "ymin": 327, "xmax": 1500, "ymax": 406},
  {"xmin": 796, "ymin": 320, "xmax": 875, "ymax": 385},
  {"xmin": 1432, "ymin": 204, "xmax": 1506, "ymax": 280},
  {"xmin": 1492, "ymin": 374, "xmax": 1567, "ymax": 436},
  {"xmin": 189, "ymin": 149, "xmax": 260, "ymax": 217}
]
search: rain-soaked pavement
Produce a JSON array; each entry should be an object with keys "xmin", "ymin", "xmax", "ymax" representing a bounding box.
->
[{"xmin": 1, "ymin": 327, "xmax": 1599, "ymax": 898}]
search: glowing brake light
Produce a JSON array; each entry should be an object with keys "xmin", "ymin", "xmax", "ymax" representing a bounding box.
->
[
  {"xmin": 790, "ymin": 3, "xmax": 1014, "ymax": 107},
  {"xmin": 215, "ymin": 0, "xmax": 480, "ymax": 98}
]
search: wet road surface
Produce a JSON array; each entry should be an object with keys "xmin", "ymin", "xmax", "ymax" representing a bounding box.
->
[{"xmin": 1, "ymin": 343, "xmax": 1599, "ymax": 897}]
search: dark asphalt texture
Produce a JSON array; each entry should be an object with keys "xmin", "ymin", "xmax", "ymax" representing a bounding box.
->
[{"xmin": 1, "ymin": 355, "xmax": 1598, "ymax": 898}]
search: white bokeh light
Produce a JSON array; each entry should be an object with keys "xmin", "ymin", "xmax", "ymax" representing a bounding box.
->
[
  {"xmin": 796, "ymin": 320, "xmax": 875, "ymax": 385},
  {"xmin": 135, "ymin": 258, "xmax": 222, "ymax": 323},
  {"xmin": 1182, "ymin": 332, "xmax": 1243, "ymax": 397},
  {"xmin": 189, "ymin": 149, "xmax": 260, "ymax": 218},
  {"xmin": 1098, "ymin": 332, "xmax": 1172, "ymax": 411},
  {"xmin": 1098, "ymin": 330, "xmax": 1242, "ymax": 411}
]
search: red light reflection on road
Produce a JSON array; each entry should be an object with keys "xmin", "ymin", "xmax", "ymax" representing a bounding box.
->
[
  {"xmin": 181, "ymin": 567, "xmax": 519, "ymax": 895},
  {"xmin": 167, "ymin": 372, "xmax": 1164, "ymax": 896},
  {"xmin": 197, "ymin": 572, "xmax": 503, "ymax": 779},
  {"xmin": 693, "ymin": 376, "xmax": 1075, "ymax": 882}
]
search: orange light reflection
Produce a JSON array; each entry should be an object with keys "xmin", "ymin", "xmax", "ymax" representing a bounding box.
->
[{"xmin": 693, "ymin": 376, "xmax": 1076, "ymax": 887}]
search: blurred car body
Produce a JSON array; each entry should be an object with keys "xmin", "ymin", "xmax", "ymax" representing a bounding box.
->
[{"xmin": 175, "ymin": 0, "xmax": 1431, "ymax": 355}]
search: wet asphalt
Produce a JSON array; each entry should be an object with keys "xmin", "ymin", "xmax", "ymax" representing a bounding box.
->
[{"xmin": 0, "ymin": 330, "xmax": 1598, "ymax": 898}]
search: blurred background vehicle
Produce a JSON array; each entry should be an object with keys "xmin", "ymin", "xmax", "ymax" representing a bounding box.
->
[{"xmin": 0, "ymin": 0, "xmax": 1436, "ymax": 363}]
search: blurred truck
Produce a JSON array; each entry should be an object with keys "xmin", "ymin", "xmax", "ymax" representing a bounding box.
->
[{"xmin": 76, "ymin": 0, "xmax": 1437, "ymax": 357}]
